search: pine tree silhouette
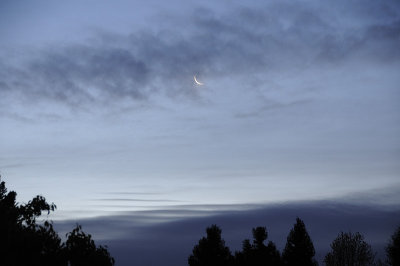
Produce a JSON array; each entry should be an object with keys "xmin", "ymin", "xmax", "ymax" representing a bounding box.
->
[{"xmin": 282, "ymin": 217, "xmax": 317, "ymax": 266}]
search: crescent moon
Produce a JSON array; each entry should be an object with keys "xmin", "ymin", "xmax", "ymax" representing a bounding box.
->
[{"xmin": 194, "ymin": 76, "xmax": 204, "ymax": 85}]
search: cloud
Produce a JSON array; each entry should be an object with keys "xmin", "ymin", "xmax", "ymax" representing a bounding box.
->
[
  {"xmin": 1, "ymin": 0, "xmax": 399, "ymax": 117},
  {"xmin": 234, "ymin": 99, "xmax": 311, "ymax": 119},
  {"xmin": 92, "ymin": 198, "xmax": 183, "ymax": 202},
  {"xmin": 3, "ymin": 46, "xmax": 148, "ymax": 105},
  {"xmin": 54, "ymin": 199, "xmax": 400, "ymax": 266},
  {"xmin": 0, "ymin": 1, "xmax": 400, "ymax": 125}
]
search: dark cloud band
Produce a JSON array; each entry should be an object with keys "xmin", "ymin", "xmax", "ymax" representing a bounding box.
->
[{"xmin": 1, "ymin": 0, "xmax": 399, "ymax": 113}]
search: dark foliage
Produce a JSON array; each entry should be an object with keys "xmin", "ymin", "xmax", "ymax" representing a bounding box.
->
[
  {"xmin": 281, "ymin": 217, "xmax": 317, "ymax": 266},
  {"xmin": 386, "ymin": 226, "xmax": 400, "ymax": 266},
  {"xmin": 235, "ymin": 226, "xmax": 281, "ymax": 266},
  {"xmin": 0, "ymin": 177, "xmax": 114, "ymax": 266},
  {"xmin": 188, "ymin": 224, "xmax": 233, "ymax": 266},
  {"xmin": 65, "ymin": 224, "xmax": 115, "ymax": 266},
  {"xmin": 324, "ymin": 232, "xmax": 375, "ymax": 266}
]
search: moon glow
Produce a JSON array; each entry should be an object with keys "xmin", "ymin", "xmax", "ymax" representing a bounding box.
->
[{"xmin": 194, "ymin": 76, "xmax": 204, "ymax": 85}]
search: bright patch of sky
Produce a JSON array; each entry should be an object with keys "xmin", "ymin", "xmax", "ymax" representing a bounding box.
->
[{"xmin": 1, "ymin": 0, "xmax": 399, "ymax": 219}]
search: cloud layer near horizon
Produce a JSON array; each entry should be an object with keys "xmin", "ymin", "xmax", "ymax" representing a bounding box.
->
[{"xmin": 54, "ymin": 200, "xmax": 400, "ymax": 266}]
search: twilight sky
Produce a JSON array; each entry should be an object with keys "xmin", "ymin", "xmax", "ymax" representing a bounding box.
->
[{"xmin": 1, "ymin": 0, "xmax": 400, "ymax": 264}]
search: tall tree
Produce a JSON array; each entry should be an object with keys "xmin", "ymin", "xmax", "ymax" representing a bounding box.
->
[
  {"xmin": 188, "ymin": 224, "xmax": 233, "ymax": 266},
  {"xmin": 0, "ymin": 178, "xmax": 63, "ymax": 265},
  {"xmin": 386, "ymin": 226, "xmax": 400, "ymax": 266},
  {"xmin": 235, "ymin": 227, "xmax": 281, "ymax": 266},
  {"xmin": 282, "ymin": 217, "xmax": 317, "ymax": 266},
  {"xmin": 235, "ymin": 239, "xmax": 252, "ymax": 266},
  {"xmin": 0, "ymin": 177, "xmax": 114, "ymax": 266},
  {"xmin": 324, "ymin": 232, "xmax": 375, "ymax": 266},
  {"xmin": 65, "ymin": 225, "xmax": 115, "ymax": 266}
]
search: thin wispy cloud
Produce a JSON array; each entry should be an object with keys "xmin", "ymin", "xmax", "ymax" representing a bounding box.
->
[{"xmin": 93, "ymin": 198, "xmax": 183, "ymax": 202}]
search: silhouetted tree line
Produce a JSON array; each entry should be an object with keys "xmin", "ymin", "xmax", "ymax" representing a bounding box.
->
[
  {"xmin": 0, "ymin": 178, "xmax": 114, "ymax": 266},
  {"xmin": 189, "ymin": 219, "xmax": 400, "ymax": 266}
]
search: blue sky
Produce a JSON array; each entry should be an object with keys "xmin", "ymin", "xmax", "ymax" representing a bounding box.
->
[{"xmin": 1, "ymin": 0, "xmax": 400, "ymax": 264}]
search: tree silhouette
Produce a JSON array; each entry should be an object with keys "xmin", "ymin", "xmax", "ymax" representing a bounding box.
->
[
  {"xmin": 0, "ymin": 178, "xmax": 63, "ymax": 265},
  {"xmin": 282, "ymin": 217, "xmax": 317, "ymax": 266},
  {"xmin": 386, "ymin": 226, "xmax": 400, "ymax": 266},
  {"xmin": 324, "ymin": 232, "xmax": 375, "ymax": 266},
  {"xmin": 188, "ymin": 224, "xmax": 233, "ymax": 266},
  {"xmin": 235, "ymin": 239, "xmax": 252, "ymax": 266},
  {"xmin": 0, "ymin": 177, "xmax": 114, "ymax": 266},
  {"xmin": 235, "ymin": 226, "xmax": 281, "ymax": 266},
  {"xmin": 65, "ymin": 224, "xmax": 115, "ymax": 266}
]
